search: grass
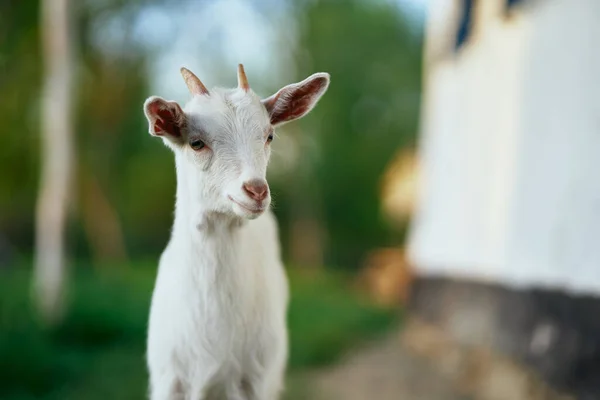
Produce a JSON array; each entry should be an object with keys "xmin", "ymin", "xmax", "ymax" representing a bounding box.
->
[
  {"xmin": 287, "ymin": 269, "xmax": 397, "ymax": 368},
  {"xmin": 0, "ymin": 265, "xmax": 398, "ymax": 399}
]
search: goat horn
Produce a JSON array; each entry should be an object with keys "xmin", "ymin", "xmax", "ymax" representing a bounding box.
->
[
  {"xmin": 237, "ymin": 64, "xmax": 250, "ymax": 91},
  {"xmin": 180, "ymin": 67, "xmax": 209, "ymax": 96}
]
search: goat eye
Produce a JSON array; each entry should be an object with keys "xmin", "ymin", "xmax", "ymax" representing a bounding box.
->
[
  {"xmin": 189, "ymin": 139, "xmax": 205, "ymax": 151},
  {"xmin": 267, "ymin": 134, "xmax": 274, "ymax": 143}
]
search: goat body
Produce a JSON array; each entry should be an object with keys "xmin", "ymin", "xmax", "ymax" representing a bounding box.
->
[{"xmin": 147, "ymin": 208, "xmax": 288, "ymax": 399}]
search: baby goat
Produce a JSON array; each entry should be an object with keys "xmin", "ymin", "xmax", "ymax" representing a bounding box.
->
[{"xmin": 143, "ymin": 65, "xmax": 330, "ymax": 400}]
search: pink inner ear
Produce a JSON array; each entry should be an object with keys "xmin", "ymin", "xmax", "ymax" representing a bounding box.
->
[
  {"xmin": 272, "ymin": 77, "xmax": 327, "ymax": 124},
  {"xmin": 149, "ymin": 102, "xmax": 182, "ymax": 137}
]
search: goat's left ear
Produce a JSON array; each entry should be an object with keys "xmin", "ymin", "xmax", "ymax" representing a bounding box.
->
[
  {"xmin": 262, "ymin": 72, "xmax": 330, "ymax": 127},
  {"xmin": 143, "ymin": 96, "xmax": 186, "ymax": 142}
]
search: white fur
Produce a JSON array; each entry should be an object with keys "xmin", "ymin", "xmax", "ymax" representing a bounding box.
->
[{"xmin": 144, "ymin": 71, "xmax": 329, "ymax": 400}]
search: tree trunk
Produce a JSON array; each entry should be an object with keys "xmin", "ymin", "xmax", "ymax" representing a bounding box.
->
[{"xmin": 33, "ymin": 0, "xmax": 74, "ymax": 326}]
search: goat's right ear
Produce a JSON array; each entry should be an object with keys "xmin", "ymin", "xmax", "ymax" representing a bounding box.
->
[{"xmin": 143, "ymin": 96, "xmax": 186, "ymax": 142}]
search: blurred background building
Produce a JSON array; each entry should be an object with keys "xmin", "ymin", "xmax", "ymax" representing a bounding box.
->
[
  {"xmin": 1, "ymin": 0, "xmax": 599, "ymax": 399},
  {"xmin": 405, "ymin": 0, "xmax": 600, "ymax": 399}
]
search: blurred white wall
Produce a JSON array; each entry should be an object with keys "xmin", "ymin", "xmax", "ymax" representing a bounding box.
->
[{"xmin": 409, "ymin": 0, "xmax": 600, "ymax": 294}]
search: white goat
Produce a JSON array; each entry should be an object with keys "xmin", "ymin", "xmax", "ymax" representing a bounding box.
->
[{"xmin": 143, "ymin": 65, "xmax": 330, "ymax": 400}]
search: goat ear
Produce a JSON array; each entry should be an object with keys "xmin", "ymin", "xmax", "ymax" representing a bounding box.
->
[
  {"xmin": 143, "ymin": 96, "xmax": 186, "ymax": 141},
  {"xmin": 262, "ymin": 72, "xmax": 330, "ymax": 127}
]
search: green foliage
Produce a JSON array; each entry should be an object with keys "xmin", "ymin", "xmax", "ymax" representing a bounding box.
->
[
  {"xmin": 293, "ymin": 0, "xmax": 422, "ymax": 268},
  {"xmin": 0, "ymin": 0, "xmax": 42, "ymax": 250},
  {"xmin": 0, "ymin": 0, "xmax": 422, "ymax": 268},
  {"xmin": 0, "ymin": 266, "xmax": 397, "ymax": 399},
  {"xmin": 0, "ymin": 0, "xmax": 174, "ymax": 257},
  {"xmin": 0, "ymin": 268, "xmax": 151, "ymax": 399},
  {"xmin": 287, "ymin": 269, "xmax": 397, "ymax": 368}
]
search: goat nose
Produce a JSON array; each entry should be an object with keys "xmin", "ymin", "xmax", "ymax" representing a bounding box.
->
[{"xmin": 243, "ymin": 180, "xmax": 269, "ymax": 201}]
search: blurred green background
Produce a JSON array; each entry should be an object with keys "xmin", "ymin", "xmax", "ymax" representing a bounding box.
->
[{"xmin": 0, "ymin": 0, "xmax": 423, "ymax": 398}]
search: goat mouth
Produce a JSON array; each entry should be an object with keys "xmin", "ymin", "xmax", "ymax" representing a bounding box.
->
[{"xmin": 228, "ymin": 196, "xmax": 267, "ymax": 214}]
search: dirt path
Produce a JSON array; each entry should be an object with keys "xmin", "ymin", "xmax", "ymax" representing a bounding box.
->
[{"xmin": 285, "ymin": 331, "xmax": 469, "ymax": 400}]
